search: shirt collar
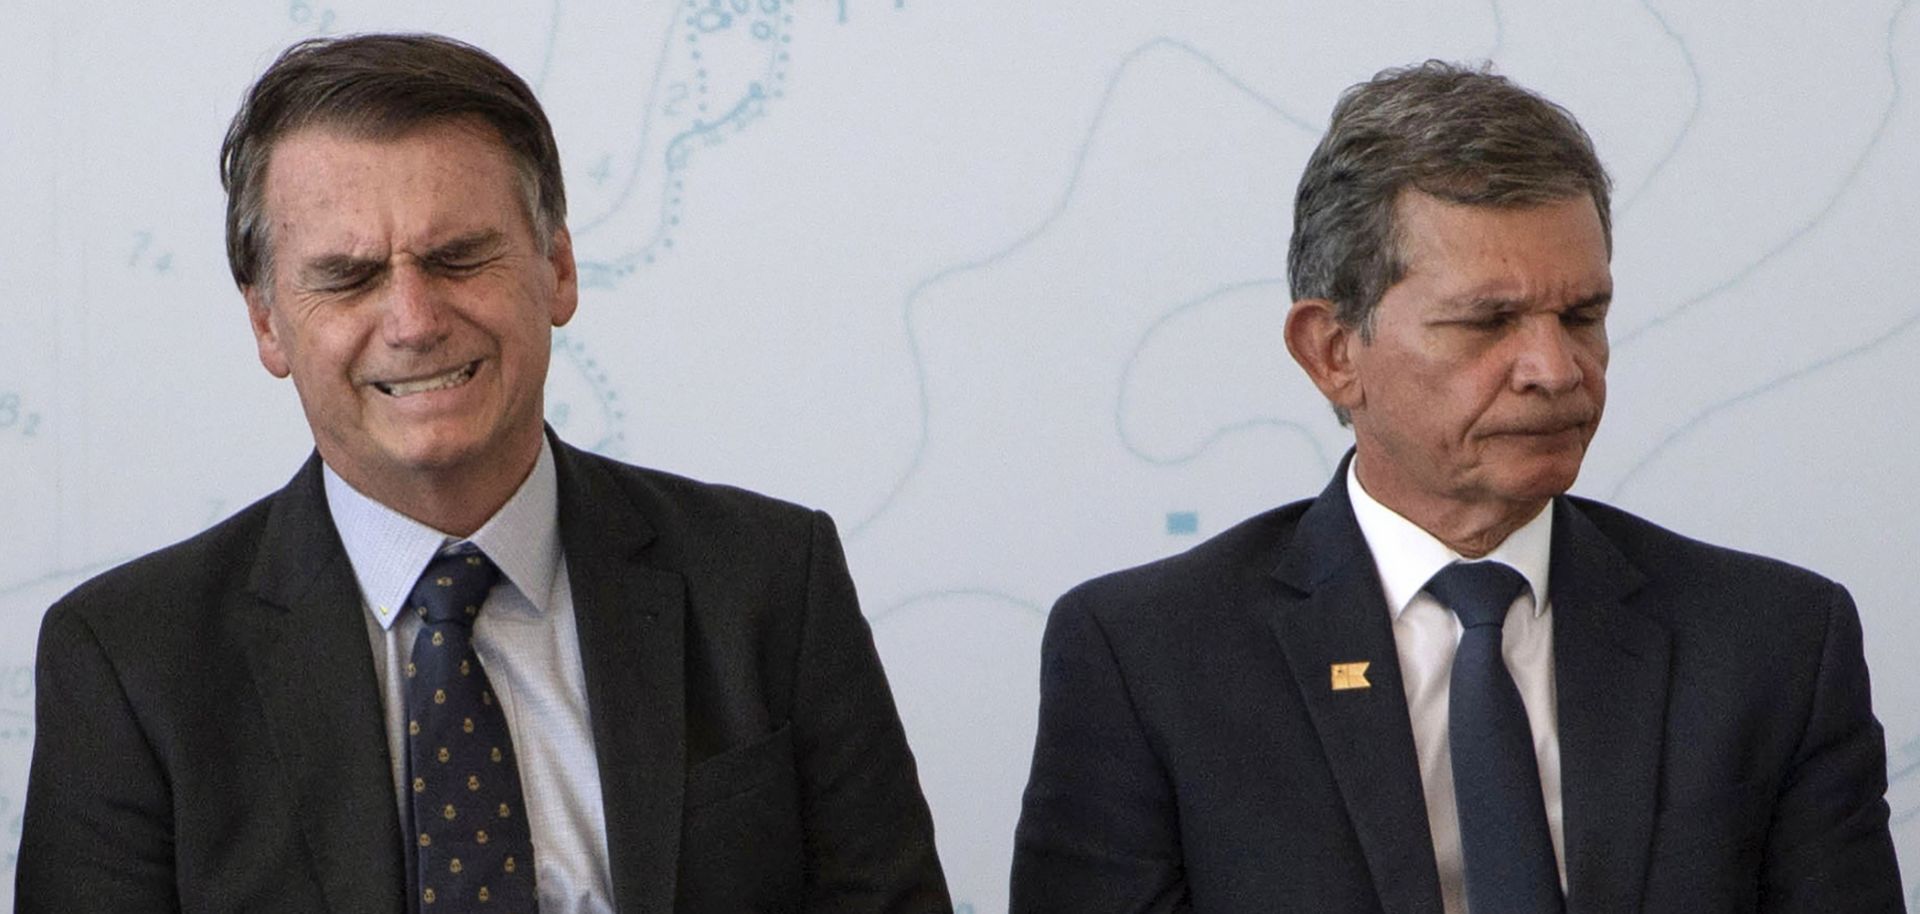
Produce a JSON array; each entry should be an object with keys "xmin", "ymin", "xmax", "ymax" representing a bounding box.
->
[
  {"xmin": 1345, "ymin": 455, "xmax": 1553, "ymax": 620},
  {"xmin": 323, "ymin": 438, "xmax": 563, "ymax": 631}
]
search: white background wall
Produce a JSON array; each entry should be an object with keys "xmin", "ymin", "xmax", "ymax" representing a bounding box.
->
[{"xmin": 3, "ymin": 1, "xmax": 1918, "ymax": 909}]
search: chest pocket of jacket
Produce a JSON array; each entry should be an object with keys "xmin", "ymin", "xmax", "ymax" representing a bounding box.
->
[{"xmin": 679, "ymin": 723, "xmax": 803, "ymax": 910}]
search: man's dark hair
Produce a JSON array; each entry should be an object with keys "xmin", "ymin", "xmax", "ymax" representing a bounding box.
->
[
  {"xmin": 1288, "ymin": 60, "xmax": 1612, "ymax": 337},
  {"xmin": 219, "ymin": 33, "xmax": 566, "ymax": 289}
]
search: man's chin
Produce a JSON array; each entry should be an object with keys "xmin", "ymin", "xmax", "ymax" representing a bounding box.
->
[
  {"xmin": 1488, "ymin": 458, "xmax": 1585, "ymax": 503},
  {"xmin": 374, "ymin": 415, "xmax": 548, "ymax": 479},
  {"xmin": 327, "ymin": 425, "xmax": 496, "ymax": 485}
]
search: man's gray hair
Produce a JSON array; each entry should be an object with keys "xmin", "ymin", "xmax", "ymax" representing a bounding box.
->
[
  {"xmin": 1288, "ymin": 60, "xmax": 1612, "ymax": 337},
  {"xmin": 220, "ymin": 33, "xmax": 567, "ymax": 291}
]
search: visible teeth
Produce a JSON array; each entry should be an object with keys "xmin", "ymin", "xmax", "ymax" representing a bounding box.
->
[{"xmin": 379, "ymin": 362, "xmax": 475, "ymax": 396}]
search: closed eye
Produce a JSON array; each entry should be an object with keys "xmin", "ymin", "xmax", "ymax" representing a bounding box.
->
[
  {"xmin": 422, "ymin": 231, "xmax": 507, "ymax": 277},
  {"xmin": 423, "ymin": 255, "xmax": 495, "ymax": 276},
  {"xmin": 1459, "ymin": 312, "xmax": 1517, "ymax": 331},
  {"xmin": 1562, "ymin": 296, "xmax": 1611, "ymax": 328},
  {"xmin": 324, "ymin": 277, "xmax": 373, "ymax": 293},
  {"xmin": 302, "ymin": 257, "xmax": 384, "ymax": 294}
]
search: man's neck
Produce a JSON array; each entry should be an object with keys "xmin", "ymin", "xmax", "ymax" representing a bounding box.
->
[
  {"xmin": 1351, "ymin": 455, "xmax": 1548, "ymax": 559},
  {"xmin": 319, "ymin": 436, "xmax": 543, "ymax": 538}
]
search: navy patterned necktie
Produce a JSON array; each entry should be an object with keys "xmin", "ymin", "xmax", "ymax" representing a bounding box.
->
[
  {"xmin": 1425, "ymin": 561, "xmax": 1563, "ymax": 914},
  {"xmin": 405, "ymin": 547, "xmax": 540, "ymax": 912}
]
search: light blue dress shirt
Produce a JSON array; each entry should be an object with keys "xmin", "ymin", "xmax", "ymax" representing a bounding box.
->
[{"xmin": 324, "ymin": 440, "xmax": 615, "ymax": 914}]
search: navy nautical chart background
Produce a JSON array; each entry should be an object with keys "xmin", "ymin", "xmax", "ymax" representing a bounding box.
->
[{"xmin": 4, "ymin": 2, "xmax": 1919, "ymax": 909}]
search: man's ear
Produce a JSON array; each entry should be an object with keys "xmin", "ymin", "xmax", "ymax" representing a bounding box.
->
[
  {"xmin": 244, "ymin": 287, "xmax": 292, "ymax": 379},
  {"xmin": 545, "ymin": 226, "xmax": 579, "ymax": 328},
  {"xmin": 1284, "ymin": 298, "xmax": 1363, "ymax": 415}
]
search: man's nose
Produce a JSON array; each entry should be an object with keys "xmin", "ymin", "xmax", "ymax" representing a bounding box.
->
[
  {"xmin": 1510, "ymin": 317, "xmax": 1584, "ymax": 394},
  {"xmin": 380, "ymin": 263, "xmax": 449, "ymax": 351}
]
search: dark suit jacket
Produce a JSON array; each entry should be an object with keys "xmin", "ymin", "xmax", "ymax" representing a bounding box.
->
[
  {"xmin": 17, "ymin": 438, "xmax": 951, "ymax": 913},
  {"xmin": 1010, "ymin": 460, "xmax": 1902, "ymax": 912}
]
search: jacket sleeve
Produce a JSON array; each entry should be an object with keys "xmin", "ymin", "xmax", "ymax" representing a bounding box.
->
[
  {"xmin": 14, "ymin": 602, "xmax": 183, "ymax": 913},
  {"xmin": 1010, "ymin": 591, "xmax": 1192, "ymax": 914},
  {"xmin": 1758, "ymin": 582, "xmax": 1905, "ymax": 911},
  {"xmin": 790, "ymin": 510, "xmax": 953, "ymax": 913}
]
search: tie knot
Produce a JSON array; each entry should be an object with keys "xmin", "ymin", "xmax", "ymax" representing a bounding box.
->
[
  {"xmin": 409, "ymin": 549, "xmax": 500, "ymax": 626},
  {"xmin": 1424, "ymin": 561, "xmax": 1527, "ymax": 629}
]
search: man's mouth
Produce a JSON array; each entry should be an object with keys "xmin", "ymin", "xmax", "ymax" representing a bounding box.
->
[
  {"xmin": 1487, "ymin": 415, "xmax": 1594, "ymax": 437},
  {"xmin": 1513, "ymin": 421, "xmax": 1583, "ymax": 434},
  {"xmin": 373, "ymin": 361, "xmax": 479, "ymax": 397}
]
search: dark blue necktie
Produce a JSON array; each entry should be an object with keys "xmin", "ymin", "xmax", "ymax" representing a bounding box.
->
[
  {"xmin": 405, "ymin": 548, "xmax": 540, "ymax": 912},
  {"xmin": 1426, "ymin": 561, "xmax": 1562, "ymax": 914}
]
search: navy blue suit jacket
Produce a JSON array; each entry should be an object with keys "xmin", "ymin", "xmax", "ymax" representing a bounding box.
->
[{"xmin": 1011, "ymin": 460, "xmax": 1902, "ymax": 912}]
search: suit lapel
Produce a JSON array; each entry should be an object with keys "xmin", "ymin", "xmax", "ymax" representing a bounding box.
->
[
  {"xmin": 554, "ymin": 441, "xmax": 688, "ymax": 914},
  {"xmin": 239, "ymin": 455, "xmax": 407, "ymax": 914},
  {"xmin": 1549, "ymin": 499, "xmax": 1668, "ymax": 912},
  {"xmin": 1268, "ymin": 461, "xmax": 1445, "ymax": 913}
]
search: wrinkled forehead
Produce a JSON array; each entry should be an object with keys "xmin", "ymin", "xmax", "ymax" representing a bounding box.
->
[
  {"xmin": 1386, "ymin": 192, "xmax": 1612, "ymax": 298},
  {"xmin": 1391, "ymin": 189, "xmax": 1607, "ymax": 254},
  {"xmin": 261, "ymin": 114, "xmax": 515, "ymax": 181},
  {"xmin": 259, "ymin": 119, "xmax": 535, "ymax": 252},
  {"xmin": 1397, "ymin": 175, "xmax": 1613, "ymax": 258}
]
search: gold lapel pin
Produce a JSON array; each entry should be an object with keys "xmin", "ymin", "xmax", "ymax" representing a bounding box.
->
[{"xmin": 1330, "ymin": 661, "xmax": 1372, "ymax": 691}]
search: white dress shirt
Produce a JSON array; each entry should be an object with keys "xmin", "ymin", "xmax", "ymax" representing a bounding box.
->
[
  {"xmin": 324, "ymin": 440, "xmax": 615, "ymax": 914},
  {"xmin": 1345, "ymin": 458, "xmax": 1565, "ymax": 914}
]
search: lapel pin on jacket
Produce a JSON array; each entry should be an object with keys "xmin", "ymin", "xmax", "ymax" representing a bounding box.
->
[{"xmin": 1330, "ymin": 661, "xmax": 1371, "ymax": 691}]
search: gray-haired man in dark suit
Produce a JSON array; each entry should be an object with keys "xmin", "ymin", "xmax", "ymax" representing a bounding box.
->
[{"xmin": 1012, "ymin": 61, "xmax": 1902, "ymax": 913}]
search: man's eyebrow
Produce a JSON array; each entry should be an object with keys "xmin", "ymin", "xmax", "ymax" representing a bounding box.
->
[
  {"xmin": 1444, "ymin": 289, "xmax": 1613, "ymax": 316},
  {"xmin": 1569, "ymin": 289, "xmax": 1613, "ymax": 310},
  {"xmin": 423, "ymin": 229, "xmax": 507, "ymax": 262},
  {"xmin": 298, "ymin": 253, "xmax": 385, "ymax": 285},
  {"xmin": 293, "ymin": 230, "xmax": 509, "ymax": 285},
  {"xmin": 1433, "ymin": 294, "xmax": 1526, "ymax": 317}
]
